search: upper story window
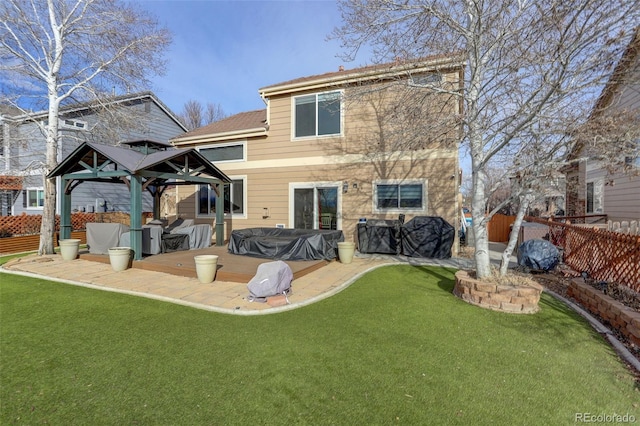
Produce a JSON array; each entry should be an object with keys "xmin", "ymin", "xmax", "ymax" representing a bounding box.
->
[
  {"xmin": 410, "ymin": 73, "xmax": 443, "ymax": 87},
  {"xmin": 60, "ymin": 118, "xmax": 87, "ymax": 130},
  {"xmin": 294, "ymin": 91, "xmax": 342, "ymax": 138},
  {"xmin": 198, "ymin": 142, "xmax": 246, "ymax": 163}
]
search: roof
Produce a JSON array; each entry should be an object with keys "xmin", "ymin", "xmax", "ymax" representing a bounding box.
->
[
  {"xmin": 48, "ymin": 141, "xmax": 231, "ymax": 184},
  {"xmin": 3, "ymin": 91, "xmax": 187, "ymax": 132},
  {"xmin": 567, "ymin": 27, "xmax": 640, "ymax": 161},
  {"xmin": 172, "ymin": 109, "xmax": 267, "ymax": 144},
  {"xmin": 259, "ymin": 52, "xmax": 465, "ymax": 97}
]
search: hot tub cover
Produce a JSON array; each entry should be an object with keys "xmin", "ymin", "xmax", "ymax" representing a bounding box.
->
[
  {"xmin": 400, "ymin": 216, "xmax": 455, "ymax": 259},
  {"xmin": 228, "ymin": 228, "xmax": 344, "ymax": 260}
]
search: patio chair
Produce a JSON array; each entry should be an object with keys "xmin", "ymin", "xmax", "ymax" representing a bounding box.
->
[{"xmin": 165, "ymin": 218, "xmax": 212, "ymax": 249}]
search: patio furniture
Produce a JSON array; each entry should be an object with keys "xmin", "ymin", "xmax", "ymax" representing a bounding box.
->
[
  {"xmin": 86, "ymin": 223, "xmax": 129, "ymax": 255},
  {"xmin": 320, "ymin": 213, "xmax": 335, "ymax": 230},
  {"xmin": 161, "ymin": 233, "xmax": 190, "ymax": 253},
  {"xmin": 119, "ymin": 225, "xmax": 163, "ymax": 255},
  {"xmin": 357, "ymin": 219, "xmax": 402, "ymax": 255},
  {"xmin": 165, "ymin": 218, "xmax": 212, "ymax": 250},
  {"xmin": 228, "ymin": 227, "xmax": 344, "ymax": 261}
]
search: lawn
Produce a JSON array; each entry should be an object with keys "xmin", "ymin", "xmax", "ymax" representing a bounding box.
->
[{"xmin": 1, "ymin": 265, "xmax": 638, "ymax": 425}]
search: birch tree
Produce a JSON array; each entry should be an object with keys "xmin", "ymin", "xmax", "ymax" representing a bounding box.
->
[
  {"xmin": 333, "ymin": 0, "xmax": 639, "ymax": 278},
  {"xmin": 0, "ymin": 0, "xmax": 170, "ymax": 255}
]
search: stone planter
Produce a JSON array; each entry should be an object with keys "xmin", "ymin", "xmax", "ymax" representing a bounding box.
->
[
  {"xmin": 453, "ymin": 270, "xmax": 543, "ymax": 314},
  {"xmin": 194, "ymin": 254, "xmax": 219, "ymax": 283},
  {"xmin": 108, "ymin": 247, "xmax": 132, "ymax": 272},
  {"xmin": 337, "ymin": 241, "xmax": 356, "ymax": 264},
  {"xmin": 59, "ymin": 238, "xmax": 81, "ymax": 261}
]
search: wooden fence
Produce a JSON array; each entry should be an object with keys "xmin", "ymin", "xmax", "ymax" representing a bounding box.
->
[
  {"xmin": 0, "ymin": 212, "xmax": 151, "ymax": 237},
  {"xmin": 487, "ymin": 214, "xmax": 516, "ymax": 242},
  {"xmin": 525, "ymin": 216, "xmax": 640, "ymax": 291}
]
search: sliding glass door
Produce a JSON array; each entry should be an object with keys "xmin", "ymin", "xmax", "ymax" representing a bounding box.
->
[{"xmin": 292, "ymin": 184, "xmax": 339, "ymax": 230}]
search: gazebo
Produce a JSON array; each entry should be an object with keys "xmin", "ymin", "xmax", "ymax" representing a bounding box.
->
[{"xmin": 48, "ymin": 140, "xmax": 231, "ymax": 260}]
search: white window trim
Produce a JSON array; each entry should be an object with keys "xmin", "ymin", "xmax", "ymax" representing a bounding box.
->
[
  {"xmin": 372, "ymin": 179, "xmax": 428, "ymax": 214},
  {"xmin": 585, "ymin": 178, "xmax": 604, "ymax": 214},
  {"xmin": 197, "ymin": 141, "xmax": 247, "ymax": 164},
  {"xmin": 196, "ymin": 175, "xmax": 247, "ymax": 220},
  {"xmin": 288, "ymin": 181, "xmax": 342, "ymax": 229},
  {"xmin": 25, "ymin": 187, "xmax": 45, "ymax": 210},
  {"xmin": 291, "ymin": 90, "xmax": 344, "ymax": 140}
]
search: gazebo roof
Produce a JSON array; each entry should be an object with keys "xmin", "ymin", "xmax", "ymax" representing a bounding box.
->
[{"xmin": 48, "ymin": 141, "xmax": 231, "ymax": 185}]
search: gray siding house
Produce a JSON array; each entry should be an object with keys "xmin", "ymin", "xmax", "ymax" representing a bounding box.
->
[
  {"xmin": 0, "ymin": 92, "xmax": 186, "ymax": 216},
  {"xmin": 564, "ymin": 28, "xmax": 640, "ymax": 222}
]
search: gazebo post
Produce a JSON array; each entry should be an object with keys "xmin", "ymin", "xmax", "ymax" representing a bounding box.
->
[
  {"xmin": 130, "ymin": 175, "xmax": 143, "ymax": 260},
  {"xmin": 215, "ymin": 182, "xmax": 224, "ymax": 246},
  {"xmin": 153, "ymin": 188, "xmax": 161, "ymax": 220},
  {"xmin": 60, "ymin": 178, "xmax": 72, "ymax": 240}
]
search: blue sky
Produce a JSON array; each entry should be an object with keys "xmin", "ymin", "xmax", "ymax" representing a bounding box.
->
[{"xmin": 140, "ymin": 0, "xmax": 363, "ymax": 116}]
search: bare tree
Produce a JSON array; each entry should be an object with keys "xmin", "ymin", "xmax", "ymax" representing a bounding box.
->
[
  {"xmin": 334, "ymin": 0, "xmax": 640, "ymax": 278},
  {"xmin": 179, "ymin": 100, "xmax": 227, "ymax": 130},
  {"xmin": 0, "ymin": 0, "xmax": 170, "ymax": 255}
]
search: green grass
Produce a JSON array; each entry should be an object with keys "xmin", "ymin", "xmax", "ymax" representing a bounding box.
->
[
  {"xmin": 1, "ymin": 265, "xmax": 638, "ymax": 425},
  {"xmin": 0, "ymin": 252, "xmax": 34, "ymax": 265}
]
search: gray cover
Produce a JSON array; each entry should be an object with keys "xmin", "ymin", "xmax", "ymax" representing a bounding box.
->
[
  {"xmin": 86, "ymin": 223, "xmax": 129, "ymax": 254},
  {"xmin": 247, "ymin": 261, "xmax": 293, "ymax": 302},
  {"xmin": 517, "ymin": 239, "xmax": 560, "ymax": 272},
  {"xmin": 172, "ymin": 224, "xmax": 212, "ymax": 249},
  {"xmin": 229, "ymin": 228, "xmax": 344, "ymax": 260},
  {"xmin": 119, "ymin": 225, "xmax": 163, "ymax": 255}
]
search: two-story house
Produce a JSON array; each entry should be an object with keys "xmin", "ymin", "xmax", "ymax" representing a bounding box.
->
[
  {"xmin": 171, "ymin": 55, "xmax": 464, "ymax": 251},
  {"xmin": 564, "ymin": 28, "xmax": 640, "ymax": 221},
  {"xmin": 0, "ymin": 92, "xmax": 187, "ymax": 216}
]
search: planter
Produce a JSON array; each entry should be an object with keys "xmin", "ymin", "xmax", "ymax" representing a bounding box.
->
[
  {"xmin": 453, "ymin": 270, "xmax": 542, "ymax": 314},
  {"xmin": 59, "ymin": 239, "xmax": 81, "ymax": 261},
  {"xmin": 108, "ymin": 247, "xmax": 132, "ymax": 272},
  {"xmin": 337, "ymin": 241, "xmax": 356, "ymax": 264},
  {"xmin": 194, "ymin": 255, "xmax": 219, "ymax": 283}
]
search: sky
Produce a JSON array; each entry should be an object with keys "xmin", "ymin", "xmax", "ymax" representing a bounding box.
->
[{"xmin": 139, "ymin": 0, "xmax": 364, "ymax": 117}]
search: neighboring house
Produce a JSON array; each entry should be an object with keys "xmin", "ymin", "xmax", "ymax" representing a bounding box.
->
[
  {"xmin": 171, "ymin": 55, "xmax": 464, "ymax": 251},
  {"xmin": 564, "ymin": 28, "xmax": 640, "ymax": 221},
  {"xmin": 0, "ymin": 92, "xmax": 187, "ymax": 216}
]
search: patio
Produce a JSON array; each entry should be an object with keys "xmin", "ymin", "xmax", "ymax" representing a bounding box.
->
[{"xmin": 2, "ymin": 246, "xmax": 402, "ymax": 314}]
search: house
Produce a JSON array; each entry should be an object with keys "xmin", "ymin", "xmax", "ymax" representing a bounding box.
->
[
  {"xmin": 171, "ymin": 55, "xmax": 465, "ymax": 252},
  {"xmin": 564, "ymin": 28, "xmax": 640, "ymax": 221},
  {"xmin": 0, "ymin": 92, "xmax": 187, "ymax": 216}
]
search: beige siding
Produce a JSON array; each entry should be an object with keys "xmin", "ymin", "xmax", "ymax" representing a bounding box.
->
[
  {"xmin": 176, "ymin": 68, "xmax": 462, "ymax": 252},
  {"xmin": 178, "ymin": 154, "xmax": 458, "ymax": 244}
]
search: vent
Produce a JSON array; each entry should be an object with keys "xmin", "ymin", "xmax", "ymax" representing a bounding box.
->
[{"xmin": 59, "ymin": 118, "xmax": 87, "ymax": 130}]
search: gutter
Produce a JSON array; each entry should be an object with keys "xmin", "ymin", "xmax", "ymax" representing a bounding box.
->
[{"xmin": 171, "ymin": 127, "xmax": 268, "ymax": 145}]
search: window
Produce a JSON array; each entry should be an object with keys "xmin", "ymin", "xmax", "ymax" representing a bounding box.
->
[
  {"xmin": 25, "ymin": 188, "xmax": 44, "ymax": 209},
  {"xmin": 410, "ymin": 73, "xmax": 442, "ymax": 86},
  {"xmin": 197, "ymin": 178, "xmax": 245, "ymax": 217},
  {"xmin": 294, "ymin": 91, "xmax": 341, "ymax": 138},
  {"xmin": 586, "ymin": 179, "xmax": 603, "ymax": 214},
  {"xmin": 198, "ymin": 142, "xmax": 245, "ymax": 163},
  {"xmin": 375, "ymin": 181, "xmax": 425, "ymax": 211},
  {"xmin": 59, "ymin": 118, "xmax": 87, "ymax": 130}
]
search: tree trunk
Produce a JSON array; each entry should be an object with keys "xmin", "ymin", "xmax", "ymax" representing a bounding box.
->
[
  {"xmin": 499, "ymin": 191, "xmax": 533, "ymax": 275},
  {"xmin": 38, "ymin": 90, "xmax": 59, "ymax": 255}
]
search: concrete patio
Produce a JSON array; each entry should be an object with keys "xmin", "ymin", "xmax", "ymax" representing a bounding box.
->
[{"xmin": 1, "ymin": 247, "xmax": 476, "ymax": 315}]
